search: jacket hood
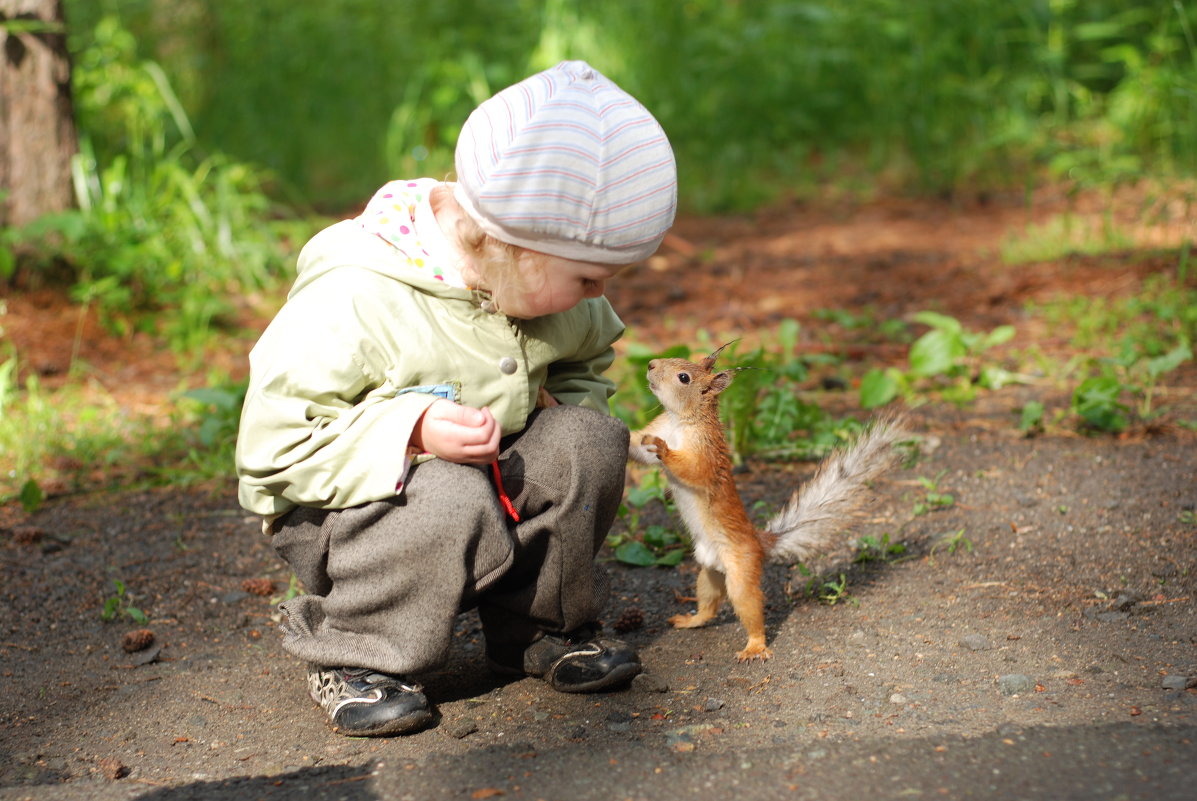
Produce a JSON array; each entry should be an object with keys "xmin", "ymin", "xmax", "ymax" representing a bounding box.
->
[{"xmin": 290, "ymin": 179, "xmax": 474, "ymax": 302}]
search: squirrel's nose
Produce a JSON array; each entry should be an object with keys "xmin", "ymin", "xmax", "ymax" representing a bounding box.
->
[{"xmin": 647, "ymin": 360, "xmax": 657, "ymax": 370}]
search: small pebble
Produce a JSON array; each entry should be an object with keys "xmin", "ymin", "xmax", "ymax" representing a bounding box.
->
[
  {"xmin": 959, "ymin": 633, "xmax": 991, "ymax": 651},
  {"xmin": 1161, "ymin": 675, "xmax": 1195, "ymax": 691},
  {"xmin": 632, "ymin": 672, "xmax": 669, "ymax": 693},
  {"xmin": 441, "ymin": 720, "xmax": 478, "ymax": 740},
  {"xmin": 703, "ymin": 697, "xmax": 725, "ymax": 712},
  {"xmin": 998, "ymin": 674, "xmax": 1034, "ymax": 695},
  {"xmin": 1109, "ymin": 593, "xmax": 1141, "ymax": 612},
  {"xmin": 889, "ymin": 693, "xmax": 908, "ymax": 705},
  {"xmin": 129, "ymin": 644, "xmax": 161, "ymax": 667},
  {"xmin": 97, "ymin": 757, "xmax": 129, "ymax": 781}
]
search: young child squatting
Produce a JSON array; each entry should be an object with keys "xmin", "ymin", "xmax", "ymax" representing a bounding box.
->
[{"xmin": 235, "ymin": 62, "xmax": 677, "ymax": 737}]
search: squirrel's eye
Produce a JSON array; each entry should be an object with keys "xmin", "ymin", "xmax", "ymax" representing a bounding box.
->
[{"xmin": 678, "ymin": 373, "xmax": 691, "ymax": 385}]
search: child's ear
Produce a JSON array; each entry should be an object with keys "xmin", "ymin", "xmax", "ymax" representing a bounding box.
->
[{"xmin": 707, "ymin": 370, "xmax": 734, "ymax": 395}]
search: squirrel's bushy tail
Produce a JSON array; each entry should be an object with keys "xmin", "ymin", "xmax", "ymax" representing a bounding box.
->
[{"xmin": 765, "ymin": 416, "xmax": 906, "ymax": 564}]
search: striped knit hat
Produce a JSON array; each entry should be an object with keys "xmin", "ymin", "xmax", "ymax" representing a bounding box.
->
[{"xmin": 453, "ymin": 61, "xmax": 677, "ymax": 265}]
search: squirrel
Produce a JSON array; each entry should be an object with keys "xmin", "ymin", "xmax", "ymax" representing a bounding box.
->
[{"xmin": 627, "ymin": 344, "xmax": 906, "ymax": 662}]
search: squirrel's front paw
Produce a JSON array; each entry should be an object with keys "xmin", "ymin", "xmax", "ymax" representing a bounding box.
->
[{"xmin": 641, "ymin": 434, "xmax": 668, "ymax": 458}]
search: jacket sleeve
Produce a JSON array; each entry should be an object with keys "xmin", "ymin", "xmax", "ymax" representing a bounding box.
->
[
  {"xmin": 234, "ymin": 286, "xmax": 438, "ymax": 515},
  {"xmin": 542, "ymin": 298, "xmax": 624, "ymax": 412}
]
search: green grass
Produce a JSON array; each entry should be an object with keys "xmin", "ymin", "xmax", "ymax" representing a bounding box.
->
[
  {"xmin": 0, "ymin": 340, "xmax": 246, "ymax": 504},
  {"xmin": 1000, "ymin": 213, "xmax": 1135, "ymax": 264}
]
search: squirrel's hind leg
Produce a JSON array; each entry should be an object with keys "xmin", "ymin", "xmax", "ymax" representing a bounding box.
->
[
  {"xmin": 724, "ymin": 553, "xmax": 772, "ymax": 662},
  {"xmin": 668, "ymin": 566, "xmax": 726, "ymax": 629}
]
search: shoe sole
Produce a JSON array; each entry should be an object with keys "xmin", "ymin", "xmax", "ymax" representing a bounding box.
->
[
  {"xmin": 549, "ymin": 661, "xmax": 642, "ymax": 694},
  {"xmin": 331, "ymin": 707, "xmax": 434, "ymax": 738}
]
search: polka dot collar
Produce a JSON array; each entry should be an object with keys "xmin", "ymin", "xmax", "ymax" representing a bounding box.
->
[{"xmin": 356, "ymin": 179, "xmax": 468, "ymax": 288}]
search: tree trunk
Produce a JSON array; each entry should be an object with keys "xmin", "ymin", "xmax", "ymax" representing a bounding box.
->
[{"xmin": 0, "ymin": 0, "xmax": 77, "ymax": 228}]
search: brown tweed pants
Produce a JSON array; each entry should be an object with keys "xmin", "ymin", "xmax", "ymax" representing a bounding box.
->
[{"xmin": 270, "ymin": 405, "xmax": 629, "ymax": 676}]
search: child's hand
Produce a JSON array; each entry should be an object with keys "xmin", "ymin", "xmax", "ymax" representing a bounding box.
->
[{"xmin": 412, "ymin": 400, "xmax": 501, "ymax": 464}]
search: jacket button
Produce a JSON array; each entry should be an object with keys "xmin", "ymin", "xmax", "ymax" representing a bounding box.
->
[{"xmin": 498, "ymin": 357, "xmax": 518, "ymax": 375}]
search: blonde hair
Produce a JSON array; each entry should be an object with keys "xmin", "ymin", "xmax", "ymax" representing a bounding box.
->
[
  {"xmin": 453, "ymin": 211, "xmax": 524, "ymax": 289},
  {"xmin": 429, "ymin": 184, "xmax": 528, "ymax": 303},
  {"xmin": 439, "ymin": 190, "xmax": 561, "ymax": 316}
]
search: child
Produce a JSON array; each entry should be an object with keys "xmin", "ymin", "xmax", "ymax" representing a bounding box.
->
[{"xmin": 235, "ymin": 61, "xmax": 677, "ymax": 737}]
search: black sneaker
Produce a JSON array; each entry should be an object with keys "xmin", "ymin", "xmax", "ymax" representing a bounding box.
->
[
  {"xmin": 488, "ymin": 626, "xmax": 641, "ymax": 693},
  {"xmin": 307, "ymin": 665, "xmax": 433, "ymax": 736}
]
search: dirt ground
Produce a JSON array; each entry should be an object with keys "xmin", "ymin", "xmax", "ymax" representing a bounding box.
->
[{"xmin": 2, "ymin": 186, "xmax": 1196, "ymax": 800}]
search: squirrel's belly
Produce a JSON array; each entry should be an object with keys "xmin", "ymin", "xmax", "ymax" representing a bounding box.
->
[
  {"xmin": 692, "ymin": 539, "xmax": 724, "ymax": 570},
  {"xmin": 672, "ymin": 486, "xmax": 727, "ymax": 571}
]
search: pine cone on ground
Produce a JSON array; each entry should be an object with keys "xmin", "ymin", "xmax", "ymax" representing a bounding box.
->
[
  {"xmin": 121, "ymin": 629, "xmax": 155, "ymax": 653},
  {"xmin": 612, "ymin": 606, "xmax": 644, "ymax": 633},
  {"xmin": 241, "ymin": 577, "xmax": 275, "ymax": 596}
]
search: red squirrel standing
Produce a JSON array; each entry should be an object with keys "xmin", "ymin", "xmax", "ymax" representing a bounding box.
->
[{"xmin": 628, "ymin": 345, "xmax": 906, "ymax": 662}]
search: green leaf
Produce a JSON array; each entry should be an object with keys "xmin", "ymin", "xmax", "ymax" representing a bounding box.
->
[
  {"xmin": 859, "ymin": 368, "xmax": 899, "ymax": 408},
  {"xmin": 908, "ymin": 329, "xmax": 965, "ymax": 377},
  {"xmin": 642, "ymin": 524, "xmax": 678, "ymax": 549},
  {"xmin": 655, "ymin": 548, "xmax": 688, "ymax": 567},
  {"xmin": 614, "ymin": 541, "xmax": 658, "ymax": 567},
  {"xmin": 1146, "ymin": 343, "xmax": 1191, "ymax": 379},
  {"xmin": 1019, "ymin": 401, "xmax": 1045, "ymax": 432},
  {"xmin": 19, "ymin": 479, "xmax": 44, "ymax": 514},
  {"xmin": 101, "ymin": 597, "xmax": 120, "ymax": 622},
  {"xmin": 981, "ymin": 325, "xmax": 1016, "ymax": 349},
  {"xmin": 182, "ymin": 386, "xmax": 241, "ymax": 410},
  {"xmin": 777, "ymin": 318, "xmax": 801, "ymax": 357},
  {"xmin": 626, "ymin": 484, "xmax": 662, "ymax": 508},
  {"xmin": 978, "ymin": 365, "xmax": 1019, "ymax": 390},
  {"xmin": 912, "ymin": 311, "xmax": 963, "ymax": 334},
  {"xmin": 1072, "ymin": 375, "xmax": 1129, "ymax": 432}
]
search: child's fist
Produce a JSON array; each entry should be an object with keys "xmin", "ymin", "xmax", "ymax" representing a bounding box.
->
[{"xmin": 412, "ymin": 400, "xmax": 501, "ymax": 464}]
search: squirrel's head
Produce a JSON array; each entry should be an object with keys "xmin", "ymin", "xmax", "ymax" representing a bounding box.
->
[{"xmin": 645, "ymin": 342, "xmax": 736, "ymax": 414}]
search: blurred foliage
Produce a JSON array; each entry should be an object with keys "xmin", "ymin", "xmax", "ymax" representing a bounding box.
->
[
  {"xmin": 5, "ymin": 15, "xmax": 313, "ymax": 352},
  {"xmin": 63, "ymin": 0, "xmax": 1197, "ymax": 212}
]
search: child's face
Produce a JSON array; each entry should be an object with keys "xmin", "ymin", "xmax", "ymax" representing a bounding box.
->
[{"xmin": 496, "ymin": 254, "xmax": 623, "ymax": 319}]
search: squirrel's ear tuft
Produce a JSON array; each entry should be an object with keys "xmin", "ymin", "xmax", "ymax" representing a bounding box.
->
[{"xmin": 700, "ymin": 340, "xmax": 738, "ymax": 372}]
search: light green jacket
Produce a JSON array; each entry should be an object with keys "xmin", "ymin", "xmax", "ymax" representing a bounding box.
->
[{"xmin": 235, "ymin": 219, "xmax": 624, "ymax": 516}]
